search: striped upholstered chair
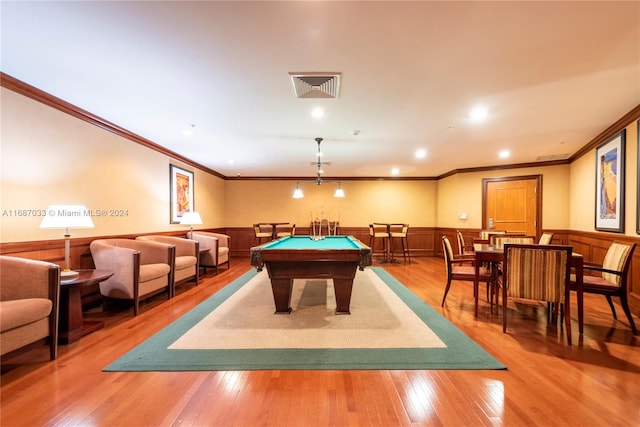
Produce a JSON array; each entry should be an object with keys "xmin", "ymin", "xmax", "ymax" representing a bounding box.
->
[
  {"xmin": 492, "ymin": 235, "xmax": 535, "ymax": 249},
  {"xmin": 501, "ymin": 243, "xmax": 573, "ymax": 344},
  {"xmin": 570, "ymin": 242, "xmax": 637, "ymax": 335}
]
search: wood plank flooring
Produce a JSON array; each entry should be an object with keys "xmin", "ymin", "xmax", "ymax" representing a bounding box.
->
[{"xmin": 1, "ymin": 257, "xmax": 639, "ymax": 426}]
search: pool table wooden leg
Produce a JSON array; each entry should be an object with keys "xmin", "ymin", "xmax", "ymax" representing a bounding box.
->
[
  {"xmin": 271, "ymin": 278, "xmax": 293, "ymax": 314},
  {"xmin": 333, "ymin": 279, "xmax": 353, "ymax": 315}
]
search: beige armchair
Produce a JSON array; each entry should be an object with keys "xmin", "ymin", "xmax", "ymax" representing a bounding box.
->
[
  {"xmin": 137, "ymin": 235, "xmax": 199, "ymax": 296},
  {"xmin": 0, "ymin": 256, "xmax": 61, "ymax": 361},
  {"xmin": 90, "ymin": 239, "xmax": 175, "ymax": 315},
  {"xmin": 191, "ymin": 232, "xmax": 230, "ymax": 274}
]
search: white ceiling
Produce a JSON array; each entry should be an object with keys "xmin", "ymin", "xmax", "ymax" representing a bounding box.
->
[{"xmin": 2, "ymin": 1, "xmax": 639, "ymax": 178}]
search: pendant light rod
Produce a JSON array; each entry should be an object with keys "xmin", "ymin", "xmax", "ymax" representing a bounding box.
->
[{"xmin": 292, "ymin": 137, "xmax": 345, "ymax": 198}]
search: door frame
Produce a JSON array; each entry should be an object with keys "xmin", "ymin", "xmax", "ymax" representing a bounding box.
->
[{"xmin": 482, "ymin": 174, "xmax": 543, "ymax": 238}]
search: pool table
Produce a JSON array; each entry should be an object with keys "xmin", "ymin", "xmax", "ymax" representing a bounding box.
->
[{"xmin": 250, "ymin": 235, "xmax": 372, "ymax": 314}]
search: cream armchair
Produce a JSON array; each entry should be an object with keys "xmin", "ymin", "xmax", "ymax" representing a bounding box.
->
[
  {"xmin": 191, "ymin": 232, "xmax": 230, "ymax": 274},
  {"xmin": 90, "ymin": 239, "xmax": 175, "ymax": 315},
  {"xmin": 0, "ymin": 256, "xmax": 61, "ymax": 361},
  {"xmin": 137, "ymin": 235, "xmax": 199, "ymax": 296}
]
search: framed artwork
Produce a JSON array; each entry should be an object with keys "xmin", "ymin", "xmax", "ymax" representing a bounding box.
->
[
  {"xmin": 595, "ymin": 129, "xmax": 625, "ymax": 233},
  {"xmin": 170, "ymin": 164, "xmax": 194, "ymax": 224}
]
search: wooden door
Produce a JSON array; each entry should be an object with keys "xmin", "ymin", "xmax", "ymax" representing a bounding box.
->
[{"xmin": 482, "ymin": 176, "xmax": 541, "ymax": 238}]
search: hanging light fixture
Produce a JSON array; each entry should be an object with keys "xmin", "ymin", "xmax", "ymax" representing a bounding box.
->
[
  {"xmin": 292, "ymin": 137, "xmax": 345, "ymax": 198},
  {"xmin": 293, "ymin": 183, "xmax": 304, "ymax": 198}
]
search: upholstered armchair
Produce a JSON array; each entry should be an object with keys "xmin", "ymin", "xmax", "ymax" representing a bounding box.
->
[
  {"xmin": 137, "ymin": 235, "xmax": 199, "ymax": 295},
  {"xmin": 191, "ymin": 232, "xmax": 230, "ymax": 274},
  {"xmin": 89, "ymin": 239, "xmax": 175, "ymax": 315},
  {"xmin": 0, "ymin": 256, "xmax": 61, "ymax": 360}
]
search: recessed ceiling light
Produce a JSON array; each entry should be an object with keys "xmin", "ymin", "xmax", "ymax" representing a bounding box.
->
[
  {"xmin": 469, "ymin": 106, "xmax": 489, "ymax": 123},
  {"xmin": 311, "ymin": 107, "xmax": 324, "ymax": 119},
  {"xmin": 391, "ymin": 167, "xmax": 400, "ymax": 175},
  {"xmin": 499, "ymin": 150, "xmax": 510, "ymax": 159},
  {"xmin": 415, "ymin": 148, "xmax": 427, "ymax": 159}
]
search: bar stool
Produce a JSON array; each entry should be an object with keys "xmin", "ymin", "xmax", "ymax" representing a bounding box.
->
[
  {"xmin": 369, "ymin": 224, "xmax": 389, "ymax": 261},
  {"xmin": 390, "ymin": 224, "xmax": 411, "ymax": 263}
]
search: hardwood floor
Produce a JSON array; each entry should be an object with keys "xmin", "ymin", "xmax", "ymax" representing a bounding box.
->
[{"xmin": 1, "ymin": 257, "xmax": 639, "ymax": 426}]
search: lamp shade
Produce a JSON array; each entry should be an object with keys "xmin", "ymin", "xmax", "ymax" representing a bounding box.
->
[
  {"xmin": 39, "ymin": 205, "xmax": 95, "ymax": 229},
  {"xmin": 334, "ymin": 183, "xmax": 345, "ymax": 198},
  {"xmin": 180, "ymin": 211, "xmax": 203, "ymax": 225},
  {"xmin": 293, "ymin": 184, "xmax": 304, "ymax": 199}
]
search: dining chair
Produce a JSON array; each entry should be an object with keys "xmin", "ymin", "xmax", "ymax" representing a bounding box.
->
[
  {"xmin": 479, "ymin": 230, "xmax": 506, "ymax": 240},
  {"xmin": 489, "ymin": 232, "xmax": 525, "ymax": 246},
  {"xmin": 390, "ymin": 224, "xmax": 411, "ymax": 263},
  {"xmin": 456, "ymin": 230, "xmax": 474, "ymax": 257},
  {"xmin": 570, "ymin": 242, "xmax": 637, "ymax": 335},
  {"xmin": 538, "ymin": 232, "xmax": 554, "ymax": 245},
  {"xmin": 276, "ymin": 224, "xmax": 296, "ymax": 238},
  {"xmin": 441, "ymin": 236, "xmax": 494, "ymax": 308},
  {"xmin": 492, "ymin": 235, "xmax": 535, "ymax": 249},
  {"xmin": 501, "ymin": 243, "xmax": 573, "ymax": 344},
  {"xmin": 253, "ymin": 224, "xmax": 272, "ymax": 244}
]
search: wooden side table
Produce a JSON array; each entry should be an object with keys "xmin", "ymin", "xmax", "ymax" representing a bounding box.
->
[{"xmin": 59, "ymin": 269, "xmax": 114, "ymax": 344}]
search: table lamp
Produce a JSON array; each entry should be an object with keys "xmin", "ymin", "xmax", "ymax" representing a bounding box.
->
[
  {"xmin": 39, "ymin": 204, "xmax": 94, "ymax": 280},
  {"xmin": 180, "ymin": 211, "xmax": 202, "ymax": 239}
]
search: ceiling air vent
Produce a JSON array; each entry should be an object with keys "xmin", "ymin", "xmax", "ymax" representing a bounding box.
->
[
  {"xmin": 289, "ymin": 72, "xmax": 341, "ymax": 98},
  {"xmin": 536, "ymin": 153, "xmax": 571, "ymax": 161}
]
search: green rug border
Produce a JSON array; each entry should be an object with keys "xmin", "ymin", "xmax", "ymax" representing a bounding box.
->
[{"xmin": 104, "ymin": 267, "xmax": 506, "ymax": 371}]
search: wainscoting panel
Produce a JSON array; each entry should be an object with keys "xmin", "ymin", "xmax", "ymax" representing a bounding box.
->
[{"xmin": 1, "ymin": 227, "xmax": 638, "ymax": 316}]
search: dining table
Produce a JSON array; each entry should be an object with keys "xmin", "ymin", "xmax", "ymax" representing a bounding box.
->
[{"xmin": 473, "ymin": 243, "xmax": 584, "ymax": 334}]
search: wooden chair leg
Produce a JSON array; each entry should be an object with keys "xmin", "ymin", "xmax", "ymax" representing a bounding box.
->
[
  {"xmin": 618, "ymin": 294, "xmax": 638, "ymax": 335},
  {"xmin": 605, "ymin": 295, "xmax": 618, "ymax": 319}
]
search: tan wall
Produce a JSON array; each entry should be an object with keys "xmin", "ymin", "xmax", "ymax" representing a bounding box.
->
[
  {"xmin": 0, "ymin": 88, "xmax": 225, "ymax": 243},
  {"xmin": 436, "ymin": 164, "xmax": 571, "ymax": 230},
  {"xmin": 569, "ymin": 120, "xmax": 638, "ymax": 235},
  {"xmin": 225, "ymin": 179, "xmax": 437, "ymax": 227},
  {"xmin": 2, "ymin": 87, "xmax": 637, "ymax": 244}
]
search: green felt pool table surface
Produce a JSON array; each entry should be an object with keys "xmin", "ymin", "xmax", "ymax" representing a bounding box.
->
[{"xmin": 260, "ymin": 235, "xmax": 366, "ymax": 250}]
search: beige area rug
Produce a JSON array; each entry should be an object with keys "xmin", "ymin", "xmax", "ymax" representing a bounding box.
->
[
  {"xmin": 170, "ymin": 269, "xmax": 446, "ymax": 350},
  {"xmin": 104, "ymin": 267, "xmax": 506, "ymax": 371}
]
